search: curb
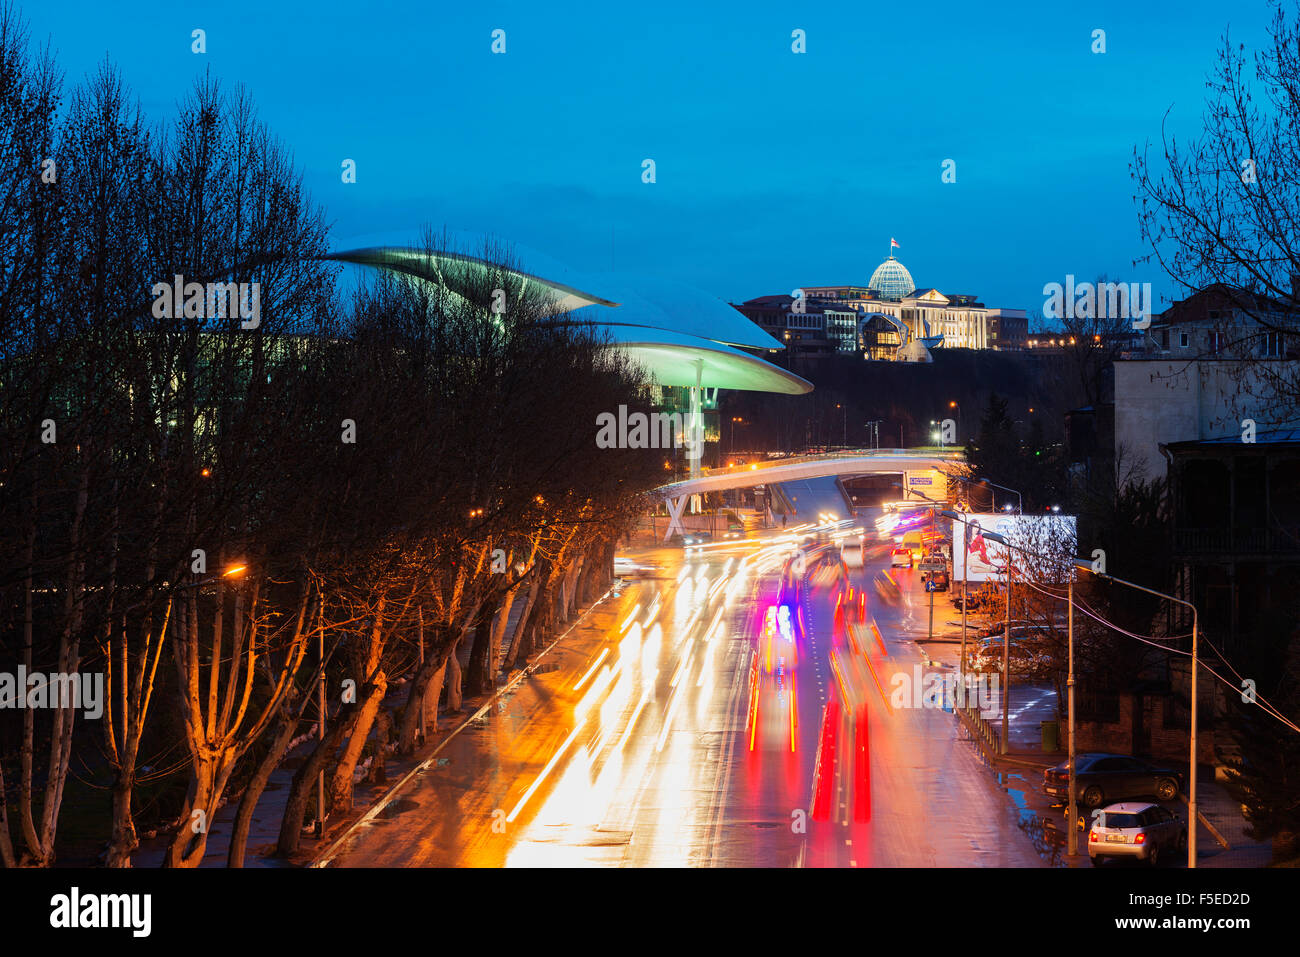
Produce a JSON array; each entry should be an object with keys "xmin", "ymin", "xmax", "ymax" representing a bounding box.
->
[
  {"xmin": 310, "ymin": 585, "xmax": 617, "ymax": 867},
  {"xmin": 954, "ymin": 705, "xmax": 1054, "ymax": 770}
]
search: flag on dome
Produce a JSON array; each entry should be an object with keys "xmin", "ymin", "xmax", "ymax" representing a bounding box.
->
[{"xmin": 890, "ymin": 238, "xmax": 899, "ymax": 248}]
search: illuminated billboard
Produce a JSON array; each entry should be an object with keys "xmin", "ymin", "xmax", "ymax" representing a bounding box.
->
[{"xmin": 952, "ymin": 512, "xmax": 1077, "ymax": 582}]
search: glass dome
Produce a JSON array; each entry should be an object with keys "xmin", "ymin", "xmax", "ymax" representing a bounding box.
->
[{"xmin": 867, "ymin": 256, "xmax": 916, "ymax": 300}]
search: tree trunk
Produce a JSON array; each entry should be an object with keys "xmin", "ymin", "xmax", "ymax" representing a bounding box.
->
[
  {"xmin": 445, "ymin": 636, "xmax": 464, "ymax": 712},
  {"xmin": 328, "ymin": 672, "xmax": 387, "ymax": 815},
  {"xmin": 275, "ymin": 706, "xmax": 356, "ymax": 857},
  {"xmin": 103, "ymin": 769, "xmax": 137, "ymax": 868},
  {"xmin": 463, "ymin": 596, "xmax": 498, "ymax": 696},
  {"xmin": 396, "ymin": 639, "xmax": 451, "ymax": 755},
  {"xmin": 425, "ymin": 659, "xmax": 447, "ymax": 729},
  {"xmin": 502, "ymin": 572, "xmax": 540, "ymax": 670},
  {"xmin": 368, "ymin": 711, "xmax": 393, "ymax": 784},
  {"xmin": 488, "ymin": 589, "xmax": 515, "ymax": 682},
  {"xmin": 228, "ymin": 695, "xmax": 301, "ymax": 867}
]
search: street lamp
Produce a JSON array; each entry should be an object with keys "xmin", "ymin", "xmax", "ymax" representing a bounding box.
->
[
  {"xmin": 1072, "ymin": 559, "xmax": 1202, "ymax": 867},
  {"xmin": 949, "ymin": 400, "xmax": 961, "ymax": 444},
  {"xmin": 935, "ymin": 511, "xmax": 1204, "ymax": 868},
  {"xmin": 948, "ymin": 474, "xmax": 1022, "ymax": 515}
]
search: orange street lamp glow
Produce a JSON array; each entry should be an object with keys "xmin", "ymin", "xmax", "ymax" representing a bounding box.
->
[
  {"xmin": 201, "ymin": 468, "xmax": 211, "ymax": 477},
  {"xmin": 223, "ymin": 564, "xmax": 247, "ymax": 577}
]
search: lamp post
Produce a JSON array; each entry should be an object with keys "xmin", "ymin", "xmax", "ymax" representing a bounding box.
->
[
  {"xmin": 920, "ymin": 507, "xmax": 1203, "ymax": 866},
  {"xmin": 951, "ymin": 475, "xmax": 1022, "ymax": 514},
  {"xmin": 1072, "ymin": 560, "xmax": 1201, "ymax": 868},
  {"xmin": 949, "ymin": 400, "xmax": 961, "ymax": 444},
  {"xmin": 979, "ymin": 479, "xmax": 1022, "ymax": 514},
  {"xmin": 1002, "ymin": 544, "xmax": 1012, "ymax": 753},
  {"xmin": 1067, "ymin": 576, "xmax": 1077, "ymax": 856}
]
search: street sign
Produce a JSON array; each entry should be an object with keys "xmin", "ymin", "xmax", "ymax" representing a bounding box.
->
[{"xmin": 925, "ymin": 580, "xmax": 939, "ymax": 592}]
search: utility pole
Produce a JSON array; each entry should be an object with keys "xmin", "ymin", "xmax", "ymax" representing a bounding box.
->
[
  {"xmin": 1001, "ymin": 547, "xmax": 1012, "ymax": 754},
  {"xmin": 1190, "ymin": 614, "xmax": 1198, "ymax": 868},
  {"xmin": 417, "ymin": 606, "xmax": 425, "ymax": 741},
  {"xmin": 927, "ymin": 505, "xmax": 936, "ymax": 641},
  {"xmin": 960, "ymin": 530, "xmax": 968, "ymax": 675},
  {"xmin": 1068, "ymin": 577, "xmax": 1077, "ymax": 856},
  {"xmin": 316, "ymin": 595, "xmax": 326, "ymax": 838}
]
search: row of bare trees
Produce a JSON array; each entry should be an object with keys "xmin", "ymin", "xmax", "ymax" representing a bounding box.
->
[{"xmin": 0, "ymin": 4, "xmax": 662, "ymax": 867}]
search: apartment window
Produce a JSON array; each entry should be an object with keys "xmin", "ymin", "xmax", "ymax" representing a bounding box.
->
[
  {"xmin": 1159, "ymin": 329, "xmax": 1169, "ymax": 349},
  {"xmin": 1265, "ymin": 331, "xmax": 1283, "ymax": 357},
  {"xmin": 1208, "ymin": 331, "xmax": 1223, "ymax": 354},
  {"xmin": 1179, "ymin": 331, "xmax": 1189, "ymax": 348}
]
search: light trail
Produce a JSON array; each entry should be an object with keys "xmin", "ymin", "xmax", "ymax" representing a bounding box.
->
[
  {"xmin": 506, "ymin": 723, "xmax": 583, "ymax": 823},
  {"xmin": 572, "ymin": 648, "xmax": 609, "ymax": 691},
  {"xmin": 616, "ymin": 686, "xmax": 653, "ymax": 753}
]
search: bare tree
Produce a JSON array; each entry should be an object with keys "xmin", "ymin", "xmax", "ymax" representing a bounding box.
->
[{"xmin": 1133, "ymin": 0, "xmax": 1300, "ymax": 418}]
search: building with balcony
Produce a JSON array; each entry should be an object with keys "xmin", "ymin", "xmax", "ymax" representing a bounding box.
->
[{"xmin": 1165, "ymin": 431, "xmax": 1300, "ymax": 653}]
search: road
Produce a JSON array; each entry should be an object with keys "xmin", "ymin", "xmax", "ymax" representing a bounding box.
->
[{"xmin": 320, "ymin": 526, "xmax": 1044, "ymax": 867}]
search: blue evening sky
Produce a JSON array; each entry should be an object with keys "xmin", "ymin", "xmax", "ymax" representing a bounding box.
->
[{"xmin": 21, "ymin": 0, "xmax": 1274, "ymax": 324}]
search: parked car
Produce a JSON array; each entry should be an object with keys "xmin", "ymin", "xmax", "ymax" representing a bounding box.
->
[
  {"xmin": 950, "ymin": 588, "xmax": 987, "ymax": 610},
  {"xmin": 1088, "ymin": 802, "xmax": 1186, "ymax": 866},
  {"xmin": 890, "ymin": 547, "xmax": 913, "ymax": 567},
  {"xmin": 966, "ymin": 632, "xmax": 1042, "ymax": 675},
  {"xmin": 921, "ymin": 568, "xmax": 949, "ymax": 591},
  {"xmin": 1043, "ymin": 753, "xmax": 1184, "ymax": 808},
  {"xmin": 974, "ymin": 619, "xmax": 1036, "ymax": 640}
]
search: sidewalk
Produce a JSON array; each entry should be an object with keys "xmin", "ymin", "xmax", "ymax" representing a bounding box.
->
[
  {"xmin": 130, "ymin": 583, "xmax": 624, "ymax": 867},
  {"xmin": 890, "ymin": 570, "xmax": 1274, "ymax": 869},
  {"xmin": 951, "ymin": 685, "xmax": 1274, "ymax": 867}
]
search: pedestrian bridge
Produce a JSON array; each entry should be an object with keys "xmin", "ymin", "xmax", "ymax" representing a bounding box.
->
[{"xmin": 654, "ymin": 448, "xmax": 965, "ymax": 539}]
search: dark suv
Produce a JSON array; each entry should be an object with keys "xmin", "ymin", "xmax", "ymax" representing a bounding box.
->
[{"xmin": 1043, "ymin": 752, "xmax": 1184, "ymax": 808}]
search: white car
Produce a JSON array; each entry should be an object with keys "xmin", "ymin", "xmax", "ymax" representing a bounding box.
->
[
  {"xmin": 1088, "ymin": 802, "xmax": 1186, "ymax": 866},
  {"xmin": 840, "ymin": 540, "xmax": 865, "ymax": 568}
]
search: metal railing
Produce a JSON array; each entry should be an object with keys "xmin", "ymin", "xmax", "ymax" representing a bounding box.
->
[{"xmin": 955, "ymin": 692, "xmax": 1001, "ymax": 753}]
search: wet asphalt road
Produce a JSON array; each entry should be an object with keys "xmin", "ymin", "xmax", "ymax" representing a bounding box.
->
[{"xmin": 321, "ymin": 530, "xmax": 1044, "ymax": 867}]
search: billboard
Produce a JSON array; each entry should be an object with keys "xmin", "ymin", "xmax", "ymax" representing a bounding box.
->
[
  {"xmin": 952, "ymin": 513, "xmax": 1077, "ymax": 582},
  {"xmin": 903, "ymin": 469, "xmax": 942, "ymax": 493}
]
